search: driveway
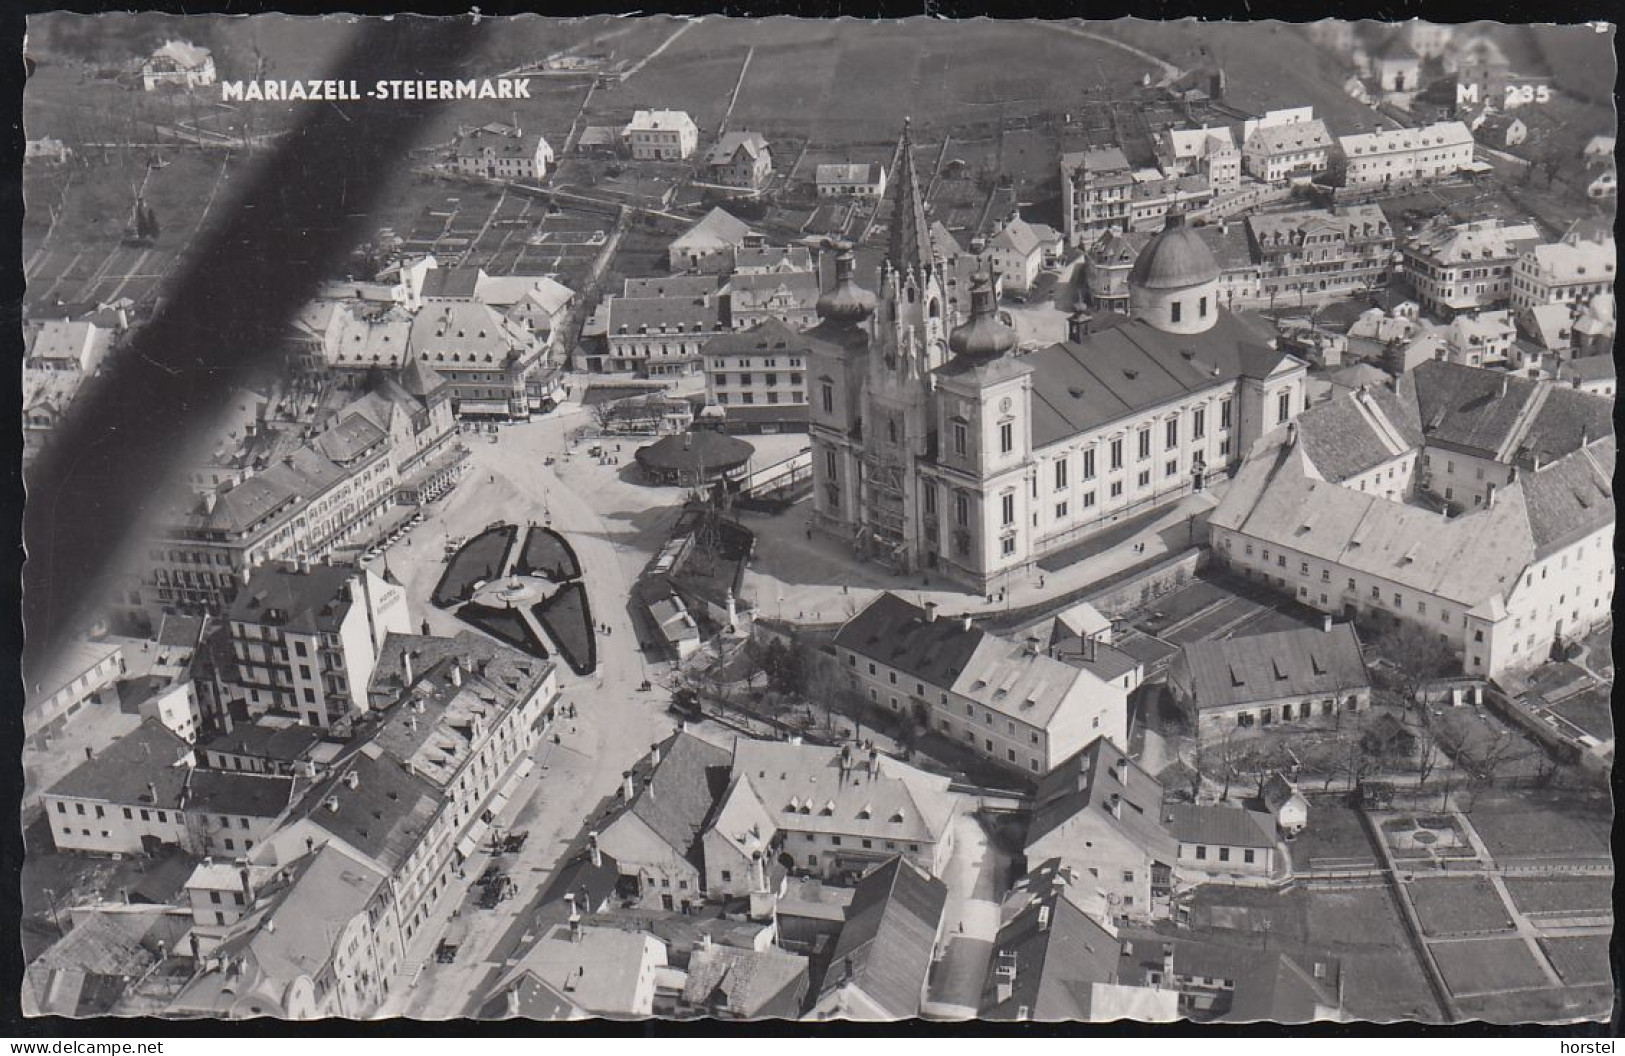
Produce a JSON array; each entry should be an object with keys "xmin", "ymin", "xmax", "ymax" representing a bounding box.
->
[{"xmin": 923, "ymin": 812, "xmax": 1009, "ymax": 1019}]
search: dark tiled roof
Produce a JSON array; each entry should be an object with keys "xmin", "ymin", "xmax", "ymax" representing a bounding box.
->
[
  {"xmin": 981, "ymin": 883, "xmax": 1121, "ymax": 1021},
  {"xmin": 1175, "ymin": 623, "xmax": 1369, "ymax": 712},
  {"xmin": 1027, "ymin": 736, "xmax": 1178, "ymax": 862},
  {"xmin": 1165, "ymin": 803, "xmax": 1277, "ymax": 848},
  {"xmin": 1025, "ymin": 312, "xmax": 1291, "ymax": 446},
  {"xmin": 228, "ymin": 564, "xmax": 357, "ymax": 635},
  {"xmin": 821, "ymin": 856, "xmax": 947, "ymax": 1019},
  {"xmin": 1520, "ymin": 437, "xmax": 1615, "ymax": 559},
  {"xmin": 626, "ymin": 730, "xmax": 734, "ymax": 865},
  {"xmin": 185, "ymin": 770, "xmax": 297, "ymax": 820},
  {"xmin": 48, "ymin": 720, "xmax": 193, "ymax": 806},
  {"xmin": 833, "ymin": 592, "xmax": 986, "ymax": 690}
]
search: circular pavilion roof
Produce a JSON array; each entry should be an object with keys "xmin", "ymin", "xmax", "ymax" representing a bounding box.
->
[{"xmin": 635, "ymin": 430, "xmax": 755, "ymax": 475}]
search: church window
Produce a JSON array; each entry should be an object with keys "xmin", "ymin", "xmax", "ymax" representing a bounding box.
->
[{"xmin": 999, "ymin": 422, "xmax": 1014, "ymax": 454}]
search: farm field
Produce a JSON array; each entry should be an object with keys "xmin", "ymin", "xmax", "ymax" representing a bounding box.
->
[
  {"xmin": 1406, "ymin": 878, "xmax": 1511, "ymax": 937},
  {"xmin": 1537, "ymin": 935, "xmax": 1613, "ymax": 987},
  {"xmin": 1428, "ymin": 937, "xmax": 1550, "ymax": 998},
  {"xmin": 1502, "ymin": 877, "xmax": 1615, "ymax": 918},
  {"xmin": 1465, "ymin": 792, "xmax": 1613, "ymax": 861}
]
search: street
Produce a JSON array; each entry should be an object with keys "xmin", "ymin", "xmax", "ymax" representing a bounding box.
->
[{"xmin": 370, "ymin": 392, "xmax": 684, "ymax": 1018}]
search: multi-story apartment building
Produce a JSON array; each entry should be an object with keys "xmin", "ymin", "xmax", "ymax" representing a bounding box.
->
[
  {"xmin": 811, "ymin": 129, "xmax": 1309, "ymax": 593},
  {"xmin": 1246, "ymin": 205, "xmax": 1394, "ymax": 300},
  {"xmin": 1060, "ymin": 147, "xmax": 1137, "ymax": 246},
  {"xmin": 1402, "ymin": 218, "xmax": 1543, "ymax": 317},
  {"xmin": 226, "ymin": 563, "xmax": 412, "ymax": 728},
  {"xmin": 1211, "ymin": 363, "xmax": 1615, "ymax": 678},
  {"xmin": 1334, "ymin": 121, "xmax": 1475, "ymax": 188},
  {"xmin": 1241, "ymin": 119, "xmax": 1333, "ymax": 183},
  {"xmin": 144, "ymin": 413, "xmax": 400, "ymax": 617},
  {"xmin": 625, "ymin": 109, "xmax": 699, "ymax": 160},
  {"xmin": 702, "ymin": 319, "xmax": 809, "ymax": 412},
  {"xmin": 834, "ymin": 593, "xmax": 1127, "ymax": 779},
  {"xmin": 452, "ymin": 124, "xmax": 554, "ymax": 181},
  {"xmin": 257, "ymin": 631, "xmax": 558, "ymax": 953},
  {"xmin": 1511, "ymin": 225, "xmax": 1617, "ymax": 320}
]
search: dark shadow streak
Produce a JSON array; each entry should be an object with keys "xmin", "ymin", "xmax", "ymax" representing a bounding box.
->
[{"xmin": 21, "ymin": 15, "xmax": 484, "ymax": 676}]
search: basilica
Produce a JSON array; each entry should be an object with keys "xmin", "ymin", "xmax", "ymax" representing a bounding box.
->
[{"xmin": 808, "ymin": 120, "xmax": 1311, "ymax": 593}]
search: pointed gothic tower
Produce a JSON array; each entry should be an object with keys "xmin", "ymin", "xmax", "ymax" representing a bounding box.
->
[{"xmin": 854, "ymin": 118, "xmax": 952, "ymax": 573}]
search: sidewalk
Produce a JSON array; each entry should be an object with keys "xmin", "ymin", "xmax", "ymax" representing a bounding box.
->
[{"xmin": 742, "ymin": 486, "xmax": 1220, "ymax": 630}]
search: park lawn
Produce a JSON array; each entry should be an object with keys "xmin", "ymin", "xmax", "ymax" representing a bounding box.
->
[
  {"xmin": 516, "ymin": 526, "xmax": 581, "ymax": 582},
  {"xmin": 433, "ymin": 525, "xmax": 517, "ymax": 608},
  {"xmin": 1502, "ymin": 877, "xmax": 1615, "ymax": 917},
  {"xmin": 536, "ymin": 582, "xmax": 595, "ymax": 677},
  {"xmin": 1430, "ymin": 937, "xmax": 1549, "ymax": 997},
  {"xmin": 1407, "ymin": 877, "xmax": 1512, "ymax": 937},
  {"xmin": 1465, "ymin": 793, "xmax": 1612, "ymax": 860},
  {"xmin": 1537, "ymin": 935, "xmax": 1613, "ymax": 986}
]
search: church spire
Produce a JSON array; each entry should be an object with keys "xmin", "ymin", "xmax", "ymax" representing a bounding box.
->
[{"xmin": 886, "ymin": 117, "xmax": 934, "ymax": 278}]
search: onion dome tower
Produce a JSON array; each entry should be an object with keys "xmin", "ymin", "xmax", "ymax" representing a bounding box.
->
[
  {"xmin": 1128, "ymin": 209, "xmax": 1221, "ymax": 336},
  {"xmin": 947, "ymin": 271, "xmax": 1018, "ymax": 363}
]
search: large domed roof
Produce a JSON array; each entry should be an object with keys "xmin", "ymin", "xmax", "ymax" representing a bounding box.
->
[{"xmin": 1128, "ymin": 212, "xmax": 1220, "ymax": 291}]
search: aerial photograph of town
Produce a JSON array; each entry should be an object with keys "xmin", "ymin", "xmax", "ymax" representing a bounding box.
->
[{"xmin": 15, "ymin": 12, "xmax": 1617, "ymax": 1027}]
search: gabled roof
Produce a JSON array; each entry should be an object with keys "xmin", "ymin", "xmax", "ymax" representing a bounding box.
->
[
  {"xmin": 1176, "ymin": 623, "xmax": 1370, "ymax": 711},
  {"xmin": 821, "ymin": 856, "xmax": 947, "ymax": 1019},
  {"xmin": 47, "ymin": 719, "xmax": 193, "ymax": 806},
  {"xmin": 1164, "ymin": 803, "xmax": 1277, "ymax": 848},
  {"xmin": 834, "ymin": 592, "xmax": 985, "ymax": 690},
  {"xmin": 682, "ymin": 944, "xmax": 809, "ymax": 1018},
  {"xmin": 672, "ymin": 208, "xmax": 753, "ymax": 252},
  {"xmin": 1027, "ymin": 736, "xmax": 1178, "ymax": 862}
]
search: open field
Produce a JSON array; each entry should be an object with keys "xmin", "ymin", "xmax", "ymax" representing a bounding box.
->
[
  {"xmin": 1465, "ymin": 792, "xmax": 1612, "ymax": 860},
  {"xmin": 1407, "ymin": 878, "xmax": 1512, "ymax": 937},
  {"xmin": 1537, "ymin": 935, "xmax": 1613, "ymax": 987},
  {"xmin": 591, "ymin": 19, "xmax": 1154, "ymax": 145},
  {"xmin": 1429, "ymin": 937, "xmax": 1550, "ymax": 997},
  {"xmin": 1502, "ymin": 877, "xmax": 1615, "ymax": 918}
]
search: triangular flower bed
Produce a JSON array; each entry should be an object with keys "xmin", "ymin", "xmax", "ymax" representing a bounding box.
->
[{"xmin": 533, "ymin": 581, "xmax": 595, "ymax": 676}]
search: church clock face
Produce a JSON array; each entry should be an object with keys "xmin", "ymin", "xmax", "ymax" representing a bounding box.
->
[{"xmin": 1000, "ymin": 396, "xmax": 1013, "ymax": 413}]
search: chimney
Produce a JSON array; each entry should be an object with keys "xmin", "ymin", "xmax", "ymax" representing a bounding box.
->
[
  {"xmin": 925, "ymin": 601, "xmax": 938, "ymax": 623},
  {"xmin": 1161, "ymin": 942, "xmax": 1175, "ymax": 982},
  {"xmin": 85, "ymin": 746, "xmax": 95, "ymax": 762},
  {"xmin": 649, "ymin": 742, "xmax": 662, "ymax": 768},
  {"xmin": 622, "ymin": 771, "xmax": 636, "ymax": 800},
  {"xmin": 588, "ymin": 830, "xmax": 601, "ymax": 868},
  {"xmin": 1322, "ymin": 614, "xmax": 1334, "ymax": 633},
  {"xmin": 344, "ymin": 770, "xmax": 360, "ymax": 791}
]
